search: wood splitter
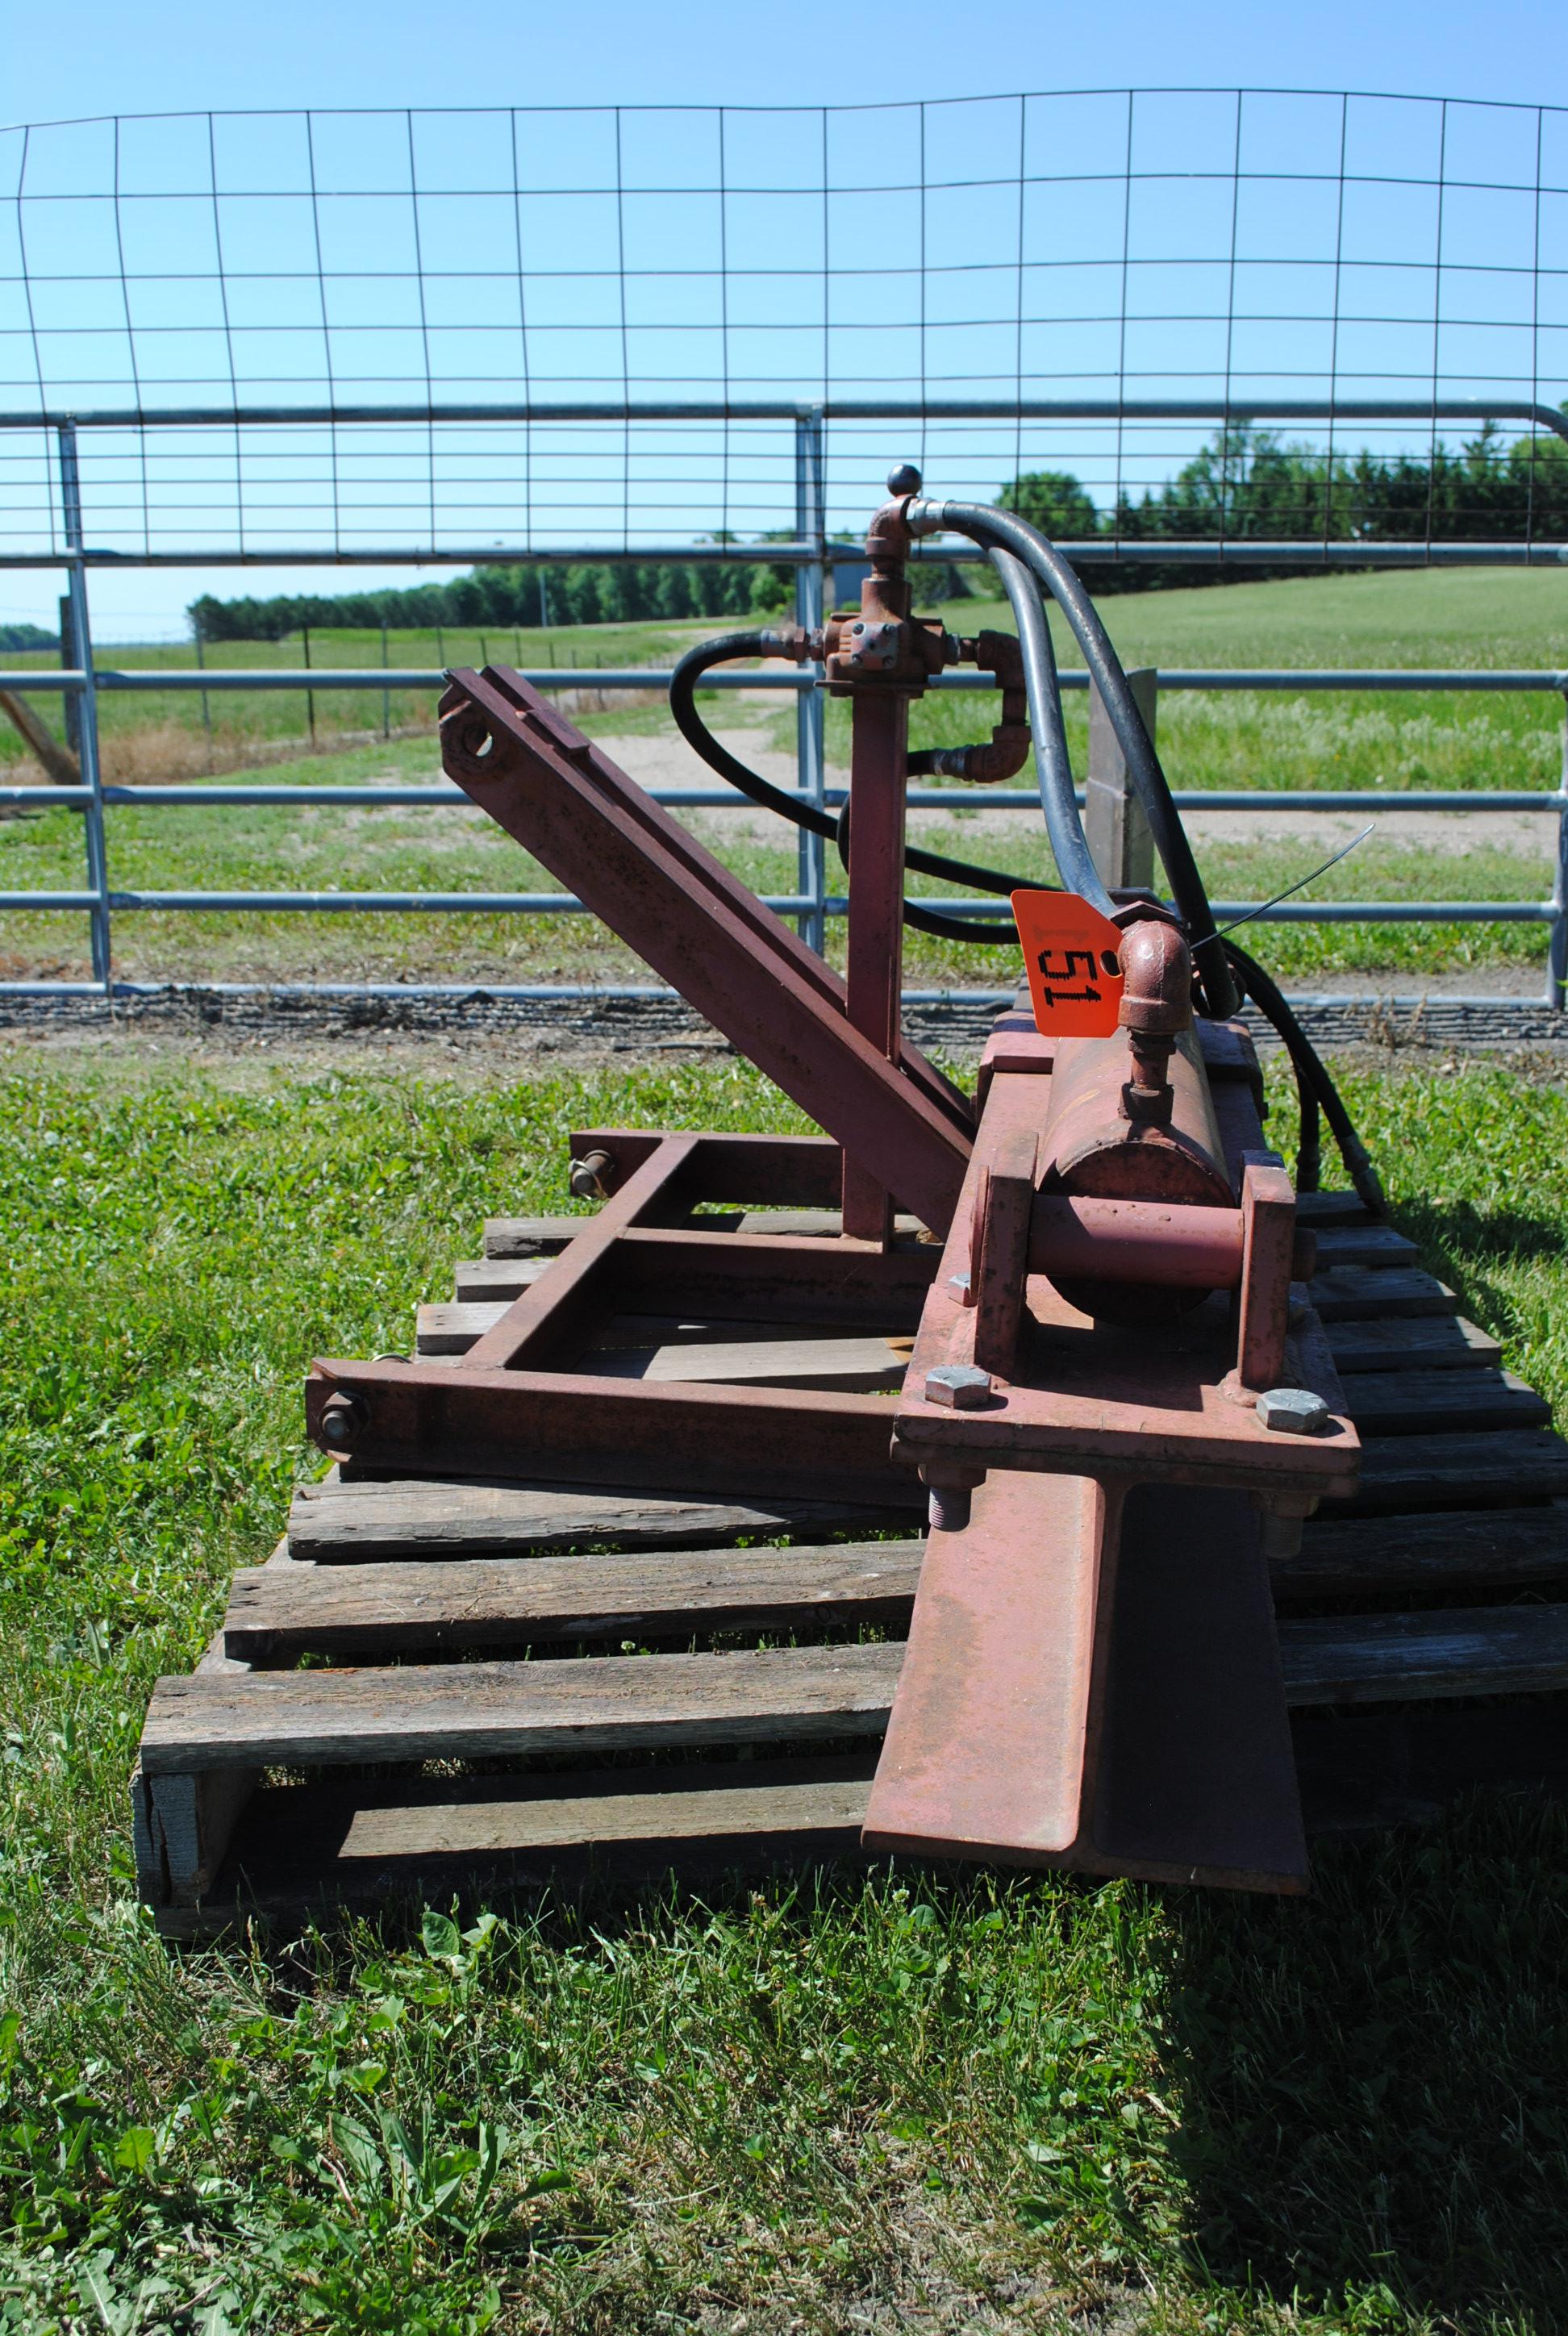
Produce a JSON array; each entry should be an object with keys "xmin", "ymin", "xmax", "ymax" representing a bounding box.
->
[{"xmin": 305, "ymin": 469, "xmax": 1382, "ymax": 1892}]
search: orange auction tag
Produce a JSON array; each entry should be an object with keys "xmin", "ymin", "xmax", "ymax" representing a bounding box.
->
[{"xmin": 1011, "ymin": 891, "xmax": 1124, "ymax": 1037}]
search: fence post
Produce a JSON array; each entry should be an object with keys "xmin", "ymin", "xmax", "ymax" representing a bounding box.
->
[
  {"xmin": 57, "ymin": 423, "xmax": 112, "ymax": 994},
  {"xmin": 57, "ymin": 592, "xmax": 81, "ymax": 757},
  {"xmin": 1549, "ymin": 690, "xmax": 1568, "ymax": 1012},
  {"xmin": 381, "ymin": 621, "xmax": 390, "ymax": 739},
  {"xmin": 194, "ymin": 628, "xmax": 213, "ymax": 769},
  {"xmin": 794, "ymin": 407, "xmax": 827, "ymax": 952},
  {"xmin": 1084, "ymin": 666, "xmax": 1157, "ymax": 893}
]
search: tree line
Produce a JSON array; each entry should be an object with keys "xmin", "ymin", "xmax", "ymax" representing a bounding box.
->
[
  {"xmin": 186, "ymin": 419, "xmax": 1567, "ymax": 639},
  {"xmin": 1003, "ymin": 418, "xmax": 1568, "ymax": 590},
  {"xmin": 186, "ymin": 543, "xmax": 974, "ymax": 644}
]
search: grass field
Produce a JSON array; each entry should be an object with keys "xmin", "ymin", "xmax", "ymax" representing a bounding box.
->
[
  {"xmin": 2, "ymin": 1045, "xmax": 1567, "ymax": 2334},
  {"xmin": 0, "ymin": 569, "xmax": 1562, "ymax": 988},
  {"xmin": 0, "ymin": 617, "xmax": 700, "ymax": 779}
]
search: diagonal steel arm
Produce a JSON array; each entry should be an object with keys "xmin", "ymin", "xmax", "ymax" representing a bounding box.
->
[{"xmin": 438, "ymin": 666, "xmax": 972, "ymax": 1234}]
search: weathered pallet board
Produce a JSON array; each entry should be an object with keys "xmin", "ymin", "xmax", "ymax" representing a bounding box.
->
[
  {"xmin": 452, "ymin": 1257, "xmax": 555, "ymax": 1303},
  {"xmin": 249, "ymin": 1495, "xmax": 1568, "ymax": 1654},
  {"xmin": 137, "ymin": 1588, "xmax": 1568, "ymax": 1919},
  {"xmin": 481, "ymin": 1210, "xmax": 924, "ymax": 1255},
  {"xmin": 732, "ymin": 1209, "xmax": 928, "ymax": 1241},
  {"xmin": 138, "ymin": 1183, "xmax": 1568, "ymax": 1927},
  {"xmin": 1343, "ymin": 1368, "xmax": 1550, "ymax": 1437},
  {"xmin": 1279, "ymin": 1505, "xmax": 1568, "ymax": 1600},
  {"xmin": 1282, "ymin": 1601, "xmax": 1568, "ymax": 1704},
  {"xmin": 140, "ymin": 1641, "xmax": 908, "ymax": 1771},
  {"xmin": 152, "ymin": 1696, "xmax": 1568, "ymax": 1934},
  {"xmin": 590, "ymin": 1333, "xmax": 909, "ymax": 1392},
  {"xmin": 286, "ymin": 1476, "xmax": 911, "ymax": 1562},
  {"xmin": 225, "ymin": 1541, "xmax": 926, "ymax": 1662},
  {"xmin": 432, "ymin": 1299, "xmax": 1512, "ymax": 1384},
  {"xmin": 131, "ymin": 1628, "xmax": 256, "ymax": 1909},
  {"xmin": 1307, "ymin": 1266, "xmax": 1457, "ymax": 1323},
  {"xmin": 157, "ymin": 1755, "xmax": 882, "ymax": 1935},
  {"xmin": 1295, "ymin": 1192, "xmax": 1376, "ymax": 1228},
  {"xmin": 417, "ymin": 1301, "xmax": 507, "ymax": 1353},
  {"xmin": 415, "ymin": 1304, "xmax": 909, "ymax": 1366},
  {"xmin": 482, "ymin": 1214, "xmax": 592, "ymax": 1258},
  {"xmin": 1310, "ymin": 1224, "xmax": 1420, "ymax": 1270},
  {"xmin": 152, "ymin": 1595, "xmax": 1568, "ymax": 1780},
  {"xmin": 1344, "ymin": 1429, "xmax": 1568, "ymax": 1513},
  {"xmin": 1326, "ymin": 1316, "xmax": 1500, "ymax": 1374}
]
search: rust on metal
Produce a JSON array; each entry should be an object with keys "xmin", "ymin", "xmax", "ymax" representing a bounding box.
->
[
  {"xmin": 1230, "ymin": 1153, "xmax": 1299, "ymax": 1399},
  {"xmin": 841, "ymin": 688, "xmax": 911, "ymax": 1245},
  {"xmin": 297, "ymin": 474, "xmax": 1363, "ymax": 1899},
  {"xmin": 437, "ymin": 665, "xmax": 970, "ymax": 1234},
  {"xmin": 863, "ymin": 1470, "xmax": 1308, "ymax": 1891},
  {"xmin": 1028, "ymin": 1192, "xmax": 1245, "ymax": 1289}
]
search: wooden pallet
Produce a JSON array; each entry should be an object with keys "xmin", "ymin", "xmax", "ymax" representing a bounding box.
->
[{"xmin": 133, "ymin": 1189, "xmax": 1568, "ymax": 1933}]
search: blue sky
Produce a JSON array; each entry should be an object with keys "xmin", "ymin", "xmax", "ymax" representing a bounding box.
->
[{"xmin": 2, "ymin": 0, "xmax": 1562, "ymax": 640}]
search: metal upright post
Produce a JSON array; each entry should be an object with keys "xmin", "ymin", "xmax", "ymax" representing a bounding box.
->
[
  {"xmin": 840, "ymin": 688, "xmax": 910, "ymax": 1246},
  {"xmin": 58, "ymin": 423, "xmax": 112, "ymax": 993},
  {"xmin": 1085, "ymin": 667, "xmax": 1158, "ymax": 893},
  {"xmin": 194, "ymin": 628, "xmax": 213, "ymax": 769},
  {"xmin": 794, "ymin": 407, "xmax": 828, "ymax": 952},
  {"xmin": 1549, "ymin": 690, "xmax": 1568, "ymax": 1012},
  {"xmin": 58, "ymin": 593, "xmax": 81, "ymax": 757}
]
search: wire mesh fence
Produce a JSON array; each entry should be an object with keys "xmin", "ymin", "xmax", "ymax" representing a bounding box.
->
[
  {"xmin": 2, "ymin": 89, "xmax": 1565, "ymax": 561},
  {"xmin": 0, "ymin": 91, "xmax": 1565, "ymax": 1009}
]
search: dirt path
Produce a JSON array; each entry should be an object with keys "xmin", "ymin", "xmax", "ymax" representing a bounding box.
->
[{"xmin": 599, "ymin": 723, "xmax": 1557, "ymax": 862}]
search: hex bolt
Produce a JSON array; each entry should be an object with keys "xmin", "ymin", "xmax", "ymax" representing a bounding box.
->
[
  {"xmin": 318, "ymin": 1391, "xmax": 369, "ymax": 1453},
  {"xmin": 1256, "ymin": 1386, "xmax": 1330, "ymax": 1436},
  {"xmin": 925, "ymin": 1363, "xmax": 994, "ymax": 1410},
  {"xmin": 928, "ymin": 1481, "xmax": 972, "ymax": 1532}
]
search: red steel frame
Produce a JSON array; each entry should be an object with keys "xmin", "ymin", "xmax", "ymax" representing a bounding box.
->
[
  {"xmin": 302, "ymin": 478, "xmax": 1362, "ymax": 1892},
  {"xmin": 863, "ymin": 1014, "xmax": 1357, "ymax": 1891},
  {"xmin": 437, "ymin": 666, "xmax": 970, "ymax": 1237},
  {"xmin": 308, "ymin": 1128, "xmax": 939, "ymax": 1507}
]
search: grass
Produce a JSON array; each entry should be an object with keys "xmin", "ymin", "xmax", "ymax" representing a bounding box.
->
[
  {"xmin": 0, "ymin": 569, "xmax": 1562, "ymax": 987},
  {"xmin": 0, "ymin": 619, "xmax": 710, "ymax": 779},
  {"xmin": 2, "ymin": 1045, "xmax": 1567, "ymax": 2333}
]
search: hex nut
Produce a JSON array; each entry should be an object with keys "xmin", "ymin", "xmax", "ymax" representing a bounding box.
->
[
  {"xmin": 925, "ymin": 1363, "xmax": 994, "ymax": 1410},
  {"xmin": 1256, "ymin": 1386, "xmax": 1330, "ymax": 1436}
]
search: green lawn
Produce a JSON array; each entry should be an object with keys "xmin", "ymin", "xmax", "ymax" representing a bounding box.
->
[
  {"xmin": 2, "ymin": 1049, "xmax": 1567, "ymax": 2334},
  {"xmin": 0, "ymin": 569, "xmax": 1562, "ymax": 988}
]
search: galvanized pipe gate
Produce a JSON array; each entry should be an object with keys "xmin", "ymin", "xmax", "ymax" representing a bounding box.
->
[{"xmin": 2, "ymin": 406, "xmax": 1566, "ymax": 1008}]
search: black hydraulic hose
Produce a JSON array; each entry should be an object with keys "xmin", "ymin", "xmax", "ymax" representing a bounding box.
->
[
  {"xmin": 667, "ymin": 631, "xmax": 1380, "ymax": 1199},
  {"xmin": 907, "ymin": 497, "xmax": 1240, "ymax": 1020},
  {"xmin": 668, "ymin": 629, "xmax": 836, "ymax": 839},
  {"xmin": 982, "ymin": 547, "xmax": 1111, "ymax": 915},
  {"xmin": 1224, "ymin": 939, "xmax": 1384, "ymax": 1211},
  {"xmin": 668, "ymin": 632, "xmax": 1052, "ymax": 945}
]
